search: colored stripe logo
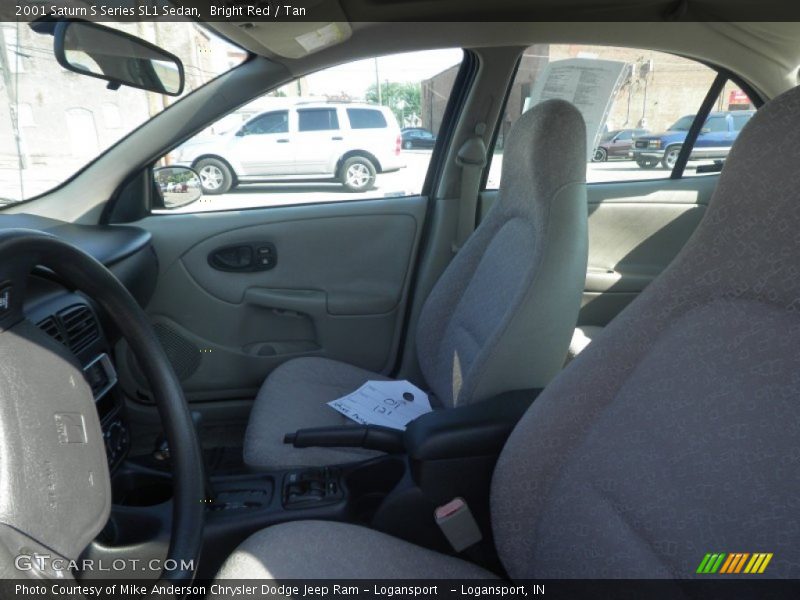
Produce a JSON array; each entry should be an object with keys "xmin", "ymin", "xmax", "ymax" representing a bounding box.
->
[{"xmin": 696, "ymin": 553, "xmax": 773, "ymax": 574}]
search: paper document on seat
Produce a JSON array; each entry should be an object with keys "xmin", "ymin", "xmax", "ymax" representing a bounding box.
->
[{"xmin": 328, "ymin": 380, "xmax": 431, "ymax": 430}]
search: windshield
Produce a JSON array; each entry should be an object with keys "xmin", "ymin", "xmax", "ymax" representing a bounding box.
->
[
  {"xmin": 0, "ymin": 22, "xmax": 244, "ymax": 206},
  {"xmin": 667, "ymin": 115, "xmax": 695, "ymax": 131}
]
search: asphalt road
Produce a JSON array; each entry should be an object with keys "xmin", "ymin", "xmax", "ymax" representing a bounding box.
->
[{"xmin": 0, "ymin": 149, "xmax": 698, "ymax": 213}]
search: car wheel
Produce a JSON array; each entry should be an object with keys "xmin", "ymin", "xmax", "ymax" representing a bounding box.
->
[
  {"xmin": 636, "ymin": 158, "xmax": 659, "ymax": 169},
  {"xmin": 195, "ymin": 158, "xmax": 233, "ymax": 195},
  {"xmin": 340, "ymin": 156, "xmax": 377, "ymax": 192},
  {"xmin": 403, "ymin": 140, "xmax": 413, "ymax": 150},
  {"xmin": 662, "ymin": 146, "xmax": 682, "ymax": 170},
  {"xmin": 592, "ymin": 147, "xmax": 608, "ymax": 162}
]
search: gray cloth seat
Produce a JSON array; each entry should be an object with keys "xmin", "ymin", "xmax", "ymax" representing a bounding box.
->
[
  {"xmin": 244, "ymin": 357, "xmax": 391, "ymax": 468},
  {"xmin": 219, "ymin": 84, "xmax": 800, "ymax": 579},
  {"xmin": 213, "ymin": 520, "xmax": 495, "ymax": 582},
  {"xmin": 244, "ymin": 98, "xmax": 588, "ymax": 469}
]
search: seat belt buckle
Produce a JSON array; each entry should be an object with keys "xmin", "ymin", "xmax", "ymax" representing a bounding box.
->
[{"xmin": 434, "ymin": 497, "xmax": 482, "ymax": 552}]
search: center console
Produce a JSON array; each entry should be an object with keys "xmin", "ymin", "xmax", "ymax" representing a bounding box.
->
[
  {"xmin": 88, "ymin": 390, "xmax": 539, "ymax": 579},
  {"xmin": 90, "ymin": 456, "xmax": 406, "ymax": 579}
]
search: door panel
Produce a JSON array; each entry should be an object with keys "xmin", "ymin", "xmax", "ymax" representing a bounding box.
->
[
  {"xmin": 233, "ymin": 110, "xmax": 294, "ymax": 176},
  {"xmin": 294, "ymin": 108, "xmax": 341, "ymax": 175},
  {"xmin": 478, "ymin": 174, "xmax": 718, "ymax": 327},
  {"xmin": 233, "ymin": 132, "xmax": 295, "ymax": 176},
  {"xmin": 124, "ymin": 196, "xmax": 426, "ymax": 402}
]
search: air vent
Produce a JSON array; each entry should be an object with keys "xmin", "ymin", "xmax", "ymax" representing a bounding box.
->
[
  {"xmin": 58, "ymin": 304, "xmax": 99, "ymax": 354},
  {"xmin": 37, "ymin": 316, "xmax": 65, "ymax": 345}
]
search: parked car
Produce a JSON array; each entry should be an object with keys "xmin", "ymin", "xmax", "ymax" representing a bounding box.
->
[
  {"xmin": 631, "ymin": 110, "xmax": 755, "ymax": 169},
  {"xmin": 401, "ymin": 127, "xmax": 437, "ymax": 149},
  {"xmin": 592, "ymin": 128, "xmax": 648, "ymax": 161},
  {"xmin": 174, "ymin": 102, "xmax": 404, "ymax": 194}
]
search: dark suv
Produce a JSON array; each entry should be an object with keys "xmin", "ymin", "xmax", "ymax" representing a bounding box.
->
[{"xmin": 631, "ymin": 110, "xmax": 755, "ymax": 169}]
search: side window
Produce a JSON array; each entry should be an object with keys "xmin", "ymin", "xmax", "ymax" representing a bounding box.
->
[
  {"xmin": 298, "ymin": 108, "xmax": 339, "ymax": 132},
  {"xmin": 244, "ymin": 111, "xmax": 288, "ymax": 135},
  {"xmin": 160, "ymin": 48, "xmax": 463, "ymax": 212},
  {"xmin": 702, "ymin": 116, "xmax": 728, "ymax": 133},
  {"xmin": 348, "ymin": 108, "xmax": 387, "ymax": 129},
  {"xmin": 486, "ymin": 45, "xmax": 756, "ymax": 187},
  {"xmin": 732, "ymin": 113, "xmax": 753, "ymax": 131}
]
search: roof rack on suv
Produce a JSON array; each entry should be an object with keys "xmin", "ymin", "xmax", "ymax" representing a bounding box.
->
[{"xmin": 293, "ymin": 99, "xmax": 381, "ymax": 106}]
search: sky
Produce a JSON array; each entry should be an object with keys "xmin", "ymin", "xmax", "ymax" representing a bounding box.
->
[{"xmin": 293, "ymin": 48, "xmax": 464, "ymax": 99}]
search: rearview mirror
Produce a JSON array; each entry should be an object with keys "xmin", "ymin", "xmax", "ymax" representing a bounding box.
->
[
  {"xmin": 154, "ymin": 166, "xmax": 202, "ymax": 209},
  {"xmin": 54, "ymin": 21, "xmax": 184, "ymax": 96}
]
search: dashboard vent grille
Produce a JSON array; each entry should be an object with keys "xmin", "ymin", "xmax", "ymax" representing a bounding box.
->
[
  {"xmin": 37, "ymin": 316, "xmax": 65, "ymax": 345},
  {"xmin": 58, "ymin": 304, "xmax": 99, "ymax": 354}
]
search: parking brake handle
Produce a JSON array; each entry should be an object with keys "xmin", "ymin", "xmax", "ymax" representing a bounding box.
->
[{"xmin": 284, "ymin": 425, "xmax": 405, "ymax": 454}]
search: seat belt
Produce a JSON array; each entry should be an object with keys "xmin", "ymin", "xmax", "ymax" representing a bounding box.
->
[{"xmin": 452, "ymin": 122, "xmax": 487, "ymax": 253}]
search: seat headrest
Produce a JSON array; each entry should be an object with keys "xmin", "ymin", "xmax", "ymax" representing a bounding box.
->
[{"xmin": 495, "ymin": 98, "xmax": 586, "ymax": 217}]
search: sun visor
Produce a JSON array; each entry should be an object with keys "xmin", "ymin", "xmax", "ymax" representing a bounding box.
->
[{"xmin": 235, "ymin": 8, "xmax": 352, "ymax": 59}]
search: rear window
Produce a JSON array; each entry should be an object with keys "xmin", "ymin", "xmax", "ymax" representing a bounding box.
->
[
  {"xmin": 347, "ymin": 108, "xmax": 387, "ymax": 129},
  {"xmin": 732, "ymin": 113, "xmax": 752, "ymax": 131},
  {"xmin": 298, "ymin": 108, "xmax": 339, "ymax": 132}
]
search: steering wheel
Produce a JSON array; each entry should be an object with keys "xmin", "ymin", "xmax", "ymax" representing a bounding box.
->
[{"xmin": 0, "ymin": 229, "xmax": 204, "ymax": 582}]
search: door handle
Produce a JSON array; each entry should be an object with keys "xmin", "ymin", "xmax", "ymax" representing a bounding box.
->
[
  {"xmin": 208, "ymin": 242, "xmax": 277, "ymax": 272},
  {"xmin": 331, "ymin": 136, "xmax": 343, "ymax": 141},
  {"xmin": 277, "ymin": 139, "xmax": 290, "ymax": 143}
]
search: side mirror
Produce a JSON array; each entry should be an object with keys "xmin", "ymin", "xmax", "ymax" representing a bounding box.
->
[
  {"xmin": 54, "ymin": 21, "xmax": 184, "ymax": 96},
  {"xmin": 235, "ymin": 128, "xmax": 247, "ymax": 137},
  {"xmin": 154, "ymin": 166, "xmax": 202, "ymax": 209}
]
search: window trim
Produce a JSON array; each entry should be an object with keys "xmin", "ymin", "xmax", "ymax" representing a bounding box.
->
[{"xmin": 482, "ymin": 53, "xmax": 522, "ymax": 190}]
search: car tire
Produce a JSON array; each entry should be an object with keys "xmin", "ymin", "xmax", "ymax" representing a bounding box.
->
[
  {"xmin": 592, "ymin": 147, "xmax": 608, "ymax": 162},
  {"xmin": 662, "ymin": 145, "xmax": 682, "ymax": 170},
  {"xmin": 340, "ymin": 156, "xmax": 377, "ymax": 192},
  {"xmin": 636, "ymin": 158, "xmax": 659, "ymax": 169},
  {"xmin": 195, "ymin": 158, "xmax": 233, "ymax": 195},
  {"xmin": 403, "ymin": 140, "xmax": 413, "ymax": 150}
]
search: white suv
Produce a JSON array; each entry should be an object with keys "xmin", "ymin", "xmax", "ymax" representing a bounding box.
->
[{"xmin": 174, "ymin": 101, "xmax": 404, "ymax": 194}]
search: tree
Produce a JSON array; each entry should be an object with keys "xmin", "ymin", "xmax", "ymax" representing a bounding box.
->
[{"xmin": 366, "ymin": 81, "xmax": 421, "ymax": 127}]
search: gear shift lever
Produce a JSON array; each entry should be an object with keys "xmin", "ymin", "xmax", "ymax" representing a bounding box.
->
[{"xmin": 154, "ymin": 410, "xmax": 216, "ymax": 502}]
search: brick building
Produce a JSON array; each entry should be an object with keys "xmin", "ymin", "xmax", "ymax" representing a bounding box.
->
[
  {"xmin": 0, "ymin": 22, "xmax": 238, "ymax": 200},
  {"xmin": 421, "ymin": 44, "xmax": 753, "ymax": 148}
]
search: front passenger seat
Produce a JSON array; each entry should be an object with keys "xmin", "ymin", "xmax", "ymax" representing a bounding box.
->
[
  {"xmin": 244, "ymin": 99, "xmax": 588, "ymax": 469},
  {"xmin": 217, "ymin": 73, "xmax": 800, "ymax": 583}
]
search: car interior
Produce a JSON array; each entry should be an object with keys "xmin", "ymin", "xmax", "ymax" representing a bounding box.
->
[{"xmin": 0, "ymin": 0, "xmax": 799, "ymax": 593}]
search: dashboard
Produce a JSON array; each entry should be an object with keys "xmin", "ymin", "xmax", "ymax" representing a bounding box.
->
[
  {"xmin": 1, "ymin": 213, "xmax": 160, "ymax": 472},
  {"xmin": 26, "ymin": 285, "xmax": 130, "ymax": 471}
]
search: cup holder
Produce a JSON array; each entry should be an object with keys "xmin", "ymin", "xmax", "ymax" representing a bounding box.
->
[
  {"xmin": 112, "ymin": 472, "xmax": 173, "ymax": 507},
  {"xmin": 346, "ymin": 457, "xmax": 405, "ymax": 521}
]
